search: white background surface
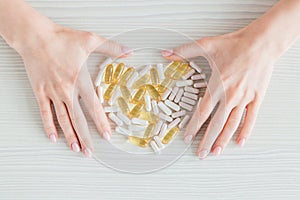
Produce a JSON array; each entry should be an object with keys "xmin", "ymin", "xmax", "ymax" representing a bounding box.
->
[{"xmin": 1, "ymin": 0, "xmax": 300, "ymax": 199}]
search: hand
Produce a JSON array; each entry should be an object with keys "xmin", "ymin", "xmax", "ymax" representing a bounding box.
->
[
  {"xmin": 17, "ymin": 22, "xmax": 132, "ymax": 157},
  {"xmin": 162, "ymin": 28, "xmax": 276, "ymax": 159}
]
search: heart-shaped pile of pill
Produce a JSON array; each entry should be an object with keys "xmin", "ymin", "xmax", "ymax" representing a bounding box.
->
[{"xmin": 94, "ymin": 58, "xmax": 206, "ymax": 153}]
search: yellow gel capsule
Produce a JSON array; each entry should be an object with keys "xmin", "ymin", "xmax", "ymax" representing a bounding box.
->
[
  {"xmin": 117, "ymin": 97, "xmax": 129, "ymax": 114},
  {"xmin": 103, "ymin": 83, "xmax": 116, "ymax": 101},
  {"xmin": 157, "ymin": 77, "xmax": 173, "ymax": 93},
  {"xmin": 150, "ymin": 67, "xmax": 159, "ymax": 86},
  {"xmin": 129, "ymin": 103, "xmax": 144, "ymax": 118},
  {"xmin": 131, "ymin": 88, "xmax": 146, "ymax": 104},
  {"xmin": 162, "ymin": 126, "xmax": 179, "ymax": 144},
  {"xmin": 143, "ymin": 124, "xmax": 155, "ymax": 138},
  {"xmin": 120, "ymin": 85, "xmax": 132, "ymax": 101},
  {"xmin": 139, "ymin": 111, "xmax": 159, "ymax": 124},
  {"xmin": 119, "ymin": 67, "xmax": 135, "ymax": 86},
  {"xmin": 104, "ymin": 64, "xmax": 114, "ymax": 84},
  {"xmin": 164, "ymin": 61, "xmax": 181, "ymax": 77},
  {"xmin": 128, "ymin": 136, "xmax": 148, "ymax": 148},
  {"xmin": 144, "ymin": 84, "xmax": 161, "ymax": 101},
  {"xmin": 172, "ymin": 63, "xmax": 189, "ymax": 79},
  {"xmin": 132, "ymin": 74, "xmax": 150, "ymax": 89},
  {"xmin": 112, "ymin": 63, "xmax": 125, "ymax": 83}
]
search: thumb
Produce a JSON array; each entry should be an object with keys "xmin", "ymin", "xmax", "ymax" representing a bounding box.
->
[{"xmin": 162, "ymin": 38, "xmax": 211, "ymax": 60}]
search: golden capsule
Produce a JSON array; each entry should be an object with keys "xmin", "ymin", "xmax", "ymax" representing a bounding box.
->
[
  {"xmin": 132, "ymin": 74, "xmax": 150, "ymax": 89},
  {"xmin": 104, "ymin": 64, "xmax": 114, "ymax": 84},
  {"xmin": 162, "ymin": 126, "xmax": 179, "ymax": 144},
  {"xmin": 112, "ymin": 63, "xmax": 125, "ymax": 83},
  {"xmin": 131, "ymin": 88, "xmax": 146, "ymax": 104},
  {"xmin": 103, "ymin": 83, "xmax": 116, "ymax": 101},
  {"xmin": 172, "ymin": 63, "xmax": 189, "ymax": 79},
  {"xmin": 139, "ymin": 111, "xmax": 159, "ymax": 124},
  {"xmin": 157, "ymin": 77, "xmax": 173, "ymax": 93},
  {"xmin": 129, "ymin": 103, "xmax": 144, "ymax": 118},
  {"xmin": 119, "ymin": 67, "xmax": 135, "ymax": 86},
  {"xmin": 120, "ymin": 85, "xmax": 132, "ymax": 101},
  {"xmin": 117, "ymin": 97, "xmax": 129, "ymax": 114},
  {"xmin": 164, "ymin": 61, "xmax": 181, "ymax": 77},
  {"xmin": 150, "ymin": 67, "xmax": 159, "ymax": 86},
  {"xmin": 144, "ymin": 84, "xmax": 161, "ymax": 101},
  {"xmin": 128, "ymin": 136, "xmax": 148, "ymax": 148},
  {"xmin": 143, "ymin": 124, "xmax": 156, "ymax": 138}
]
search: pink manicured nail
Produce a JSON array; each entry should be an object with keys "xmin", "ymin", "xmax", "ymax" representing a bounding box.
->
[
  {"xmin": 198, "ymin": 149, "xmax": 208, "ymax": 159},
  {"xmin": 162, "ymin": 50, "xmax": 174, "ymax": 57},
  {"xmin": 71, "ymin": 143, "xmax": 80, "ymax": 153},
  {"xmin": 103, "ymin": 131, "xmax": 111, "ymax": 141},
  {"xmin": 49, "ymin": 134, "xmax": 56, "ymax": 143},
  {"xmin": 122, "ymin": 46, "xmax": 133, "ymax": 55},
  {"xmin": 238, "ymin": 138, "xmax": 246, "ymax": 147},
  {"xmin": 184, "ymin": 135, "xmax": 193, "ymax": 144},
  {"xmin": 83, "ymin": 148, "xmax": 92, "ymax": 158},
  {"xmin": 213, "ymin": 146, "xmax": 222, "ymax": 156}
]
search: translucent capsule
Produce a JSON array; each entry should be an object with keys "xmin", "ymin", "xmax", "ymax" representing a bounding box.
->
[
  {"xmin": 164, "ymin": 61, "xmax": 181, "ymax": 77},
  {"xmin": 132, "ymin": 74, "xmax": 150, "ymax": 89},
  {"xmin": 119, "ymin": 67, "xmax": 135, "ymax": 86},
  {"xmin": 157, "ymin": 77, "xmax": 173, "ymax": 93},
  {"xmin": 129, "ymin": 103, "xmax": 144, "ymax": 118},
  {"xmin": 144, "ymin": 84, "xmax": 161, "ymax": 101},
  {"xmin": 132, "ymin": 88, "xmax": 146, "ymax": 104},
  {"xmin": 104, "ymin": 64, "xmax": 114, "ymax": 84},
  {"xmin": 120, "ymin": 85, "xmax": 132, "ymax": 101},
  {"xmin": 128, "ymin": 136, "xmax": 149, "ymax": 148},
  {"xmin": 172, "ymin": 63, "xmax": 189, "ymax": 79},
  {"xmin": 103, "ymin": 83, "xmax": 116, "ymax": 101},
  {"xmin": 143, "ymin": 124, "xmax": 155, "ymax": 138},
  {"xmin": 117, "ymin": 97, "xmax": 129, "ymax": 114},
  {"xmin": 150, "ymin": 67, "xmax": 159, "ymax": 86},
  {"xmin": 112, "ymin": 63, "xmax": 125, "ymax": 83},
  {"xmin": 139, "ymin": 111, "xmax": 159, "ymax": 123},
  {"xmin": 162, "ymin": 127, "xmax": 179, "ymax": 144}
]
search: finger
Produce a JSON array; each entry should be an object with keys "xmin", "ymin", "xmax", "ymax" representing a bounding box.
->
[
  {"xmin": 53, "ymin": 101, "xmax": 81, "ymax": 153},
  {"xmin": 236, "ymin": 98, "xmax": 260, "ymax": 147},
  {"xmin": 212, "ymin": 106, "xmax": 246, "ymax": 155},
  {"xmin": 38, "ymin": 97, "xmax": 58, "ymax": 143}
]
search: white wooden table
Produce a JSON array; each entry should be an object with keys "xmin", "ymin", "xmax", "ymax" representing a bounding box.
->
[{"xmin": 1, "ymin": 0, "xmax": 300, "ymax": 199}]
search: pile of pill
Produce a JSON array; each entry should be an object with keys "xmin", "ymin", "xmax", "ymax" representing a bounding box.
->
[{"xmin": 94, "ymin": 58, "xmax": 206, "ymax": 153}]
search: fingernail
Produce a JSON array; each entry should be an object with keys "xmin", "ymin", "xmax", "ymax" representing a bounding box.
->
[
  {"xmin": 213, "ymin": 146, "xmax": 222, "ymax": 156},
  {"xmin": 238, "ymin": 138, "xmax": 246, "ymax": 147},
  {"xmin": 198, "ymin": 149, "xmax": 208, "ymax": 159},
  {"xmin": 83, "ymin": 148, "xmax": 92, "ymax": 158},
  {"xmin": 103, "ymin": 131, "xmax": 111, "ymax": 141},
  {"xmin": 162, "ymin": 49, "xmax": 174, "ymax": 57},
  {"xmin": 184, "ymin": 135, "xmax": 193, "ymax": 144},
  {"xmin": 49, "ymin": 134, "xmax": 56, "ymax": 143},
  {"xmin": 122, "ymin": 46, "xmax": 133, "ymax": 55},
  {"xmin": 71, "ymin": 142, "xmax": 80, "ymax": 153}
]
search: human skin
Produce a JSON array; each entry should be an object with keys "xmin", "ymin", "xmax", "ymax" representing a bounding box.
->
[
  {"xmin": 162, "ymin": 0, "xmax": 300, "ymax": 159},
  {"xmin": 0, "ymin": 0, "xmax": 132, "ymax": 157}
]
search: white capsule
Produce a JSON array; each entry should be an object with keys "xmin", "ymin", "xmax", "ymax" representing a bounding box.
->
[
  {"xmin": 172, "ymin": 110, "xmax": 186, "ymax": 118},
  {"xmin": 150, "ymin": 140, "xmax": 160, "ymax": 154},
  {"xmin": 189, "ymin": 61, "xmax": 202, "ymax": 73},
  {"xmin": 97, "ymin": 86, "xmax": 104, "ymax": 103},
  {"xmin": 94, "ymin": 57, "xmax": 113, "ymax": 86},
  {"xmin": 191, "ymin": 74, "xmax": 206, "ymax": 80},
  {"xmin": 168, "ymin": 86, "xmax": 179, "ymax": 101},
  {"xmin": 184, "ymin": 86, "xmax": 199, "ymax": 94},
  {"xmin": 174, "ymin": 88, "xmax": 184, "ymax": 103},
  {"xmin": 179, "ymin": 102, "xmax": 193, "ymax": 111},
  {"xmin": 181, "ymin": 96, "xmax": 197, "ymax": 105},
  {"xmin": 108, "ymin": 112, "xmax": 123, "ymax": 126},
  {"xmin": 154, "ymin": 136, "xmax": 164, "ymax": 149},
  {"xmin": 162, "ymin": 89, "xmax": 172, "ymax": 101},
  {"xmin": 104, "ymin": 106, "xmax": 119, "ymax": 113},
  {"xmin": 127, "ymin": 71, "xmax": 139, "ymax": 88},
  {"xmin": 194, "ymin": 82, "xmax": 206, "ymax": 88},
  {"xmin": 164, "ymin": 100, "xmax": 180, "ymax": 111},
  {"xmin": 132, "ymin": 118, "xmax": 149, "ymax": 126},
  {"xmin": 168, "ymin": 118, "xmax": 180, "ymax": 129},
  {"xmin": 128, "ymin": 124, "xmax": 147, "ymax": 132},
  {"xmin": 176, "ymin": 80, "xmax": 193, "ymax": 87},
  {"xmin": 108, "ymin": 86, "xmax": 120, "ymax": 105},
  {"xmin": 152, "ymin": 100, "xmax": 159, "ymax": 115},
  {"xmin": 182, "ymin": 69, "xmax": 195, "ymax": 80},
  {"xmin": 117, "ymin": 112, "xmax": 131, "ymax": 125},
  {"xmin": 158, "ymin": 102, "xmax": 172, "ymax": 115},
  {"xmin": 183, "ymin": 92, "xmax": 198, "ymax": 100},
  {"xmin": 158, "ymin": 113, "xmax": 173, "ymax": 122},
  {"xmin": 179, "ymin": 115, "xmax": 190, "ymax": 129},
  {"xmin": 144, "ymin": 93, "xmax": 152, "ymax": 112},
  {"xmin": 157, "ymin": 63, "xmax": 165, "ymax": 80},
  {"xmin": 158, "ymin": 123, "xmax": 168, "ymax": 138},
  {"xmin": 139, "ymin": 64, "xmax": 151, "ymax": 76},
  {"xmin": 115, "ymin": 126, "xmax": 132, "ymax": 136},
  {"xmin": 153, "ymin": 120, "xmax": 164, "ymax": 135}
]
